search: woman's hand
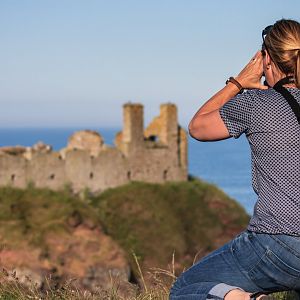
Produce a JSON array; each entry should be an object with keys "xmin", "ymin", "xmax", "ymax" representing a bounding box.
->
[{"xmin": 235, "ymin": 51, "xmax": 268, "ymax": 90}]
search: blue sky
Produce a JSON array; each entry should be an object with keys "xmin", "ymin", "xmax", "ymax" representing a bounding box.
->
[{"xmin": 1, "ymin": 1, "xmax": 300, "ymax": 129}]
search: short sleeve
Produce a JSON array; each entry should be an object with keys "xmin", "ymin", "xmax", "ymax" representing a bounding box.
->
[{"xmin": 219, "ymin": 91, "xmax": 254, "ymax": 139}]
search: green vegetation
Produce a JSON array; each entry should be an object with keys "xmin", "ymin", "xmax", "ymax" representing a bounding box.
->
[
  {"xmin": 92, "ymin": 179, "xmax": 249, "ymax": 272},
  {"xmin": 0, "ymin": 185, "xmax": 100, "ymax": 253},
  {"xmin": 0, "ymin": 179, "xmax": 297, "ymax": 299}
]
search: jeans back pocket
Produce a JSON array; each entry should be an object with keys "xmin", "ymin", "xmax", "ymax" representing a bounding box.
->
[{"xmin": 248, "ymin": 247, "xmax": 300, "ymax": 290}]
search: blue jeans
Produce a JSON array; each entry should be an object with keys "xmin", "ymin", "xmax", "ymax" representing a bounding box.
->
[{"xmin": 169, "ymin": 230, "xmax": 300, "ymax": 299}]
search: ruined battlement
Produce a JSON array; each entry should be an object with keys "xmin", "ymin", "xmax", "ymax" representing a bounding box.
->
[{"xmin": 0, "ymin": 103, "xmax": 188, "ymax": 193}]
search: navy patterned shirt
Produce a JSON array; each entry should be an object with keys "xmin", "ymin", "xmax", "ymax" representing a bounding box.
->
[{"xmin": 219, "ymin": 87, "xmax": 300, "ymax": 235}]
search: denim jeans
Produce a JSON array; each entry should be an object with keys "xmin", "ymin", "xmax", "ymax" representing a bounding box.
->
[{"xmin": 169, "ymin": 230, "xmax": 300, "ymax": 299}]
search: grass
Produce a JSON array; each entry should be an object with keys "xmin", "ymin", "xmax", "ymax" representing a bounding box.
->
[
  {"xmin": 0, "ymin": 254, "xmax": 298, "ymax": 299},
  {"xmin": 0, "ymin": 252, "xmax": 175, "ymax": 299},
  {"xmin": 92, "ymin": 179, "xmax": 249, "ymax": 276},
  {"xmin": 0, "ymin": 184, "xmax": 100, "ymax": 251},
  {"xmin": 0, "ymin": 180, "xmax": 297, "ymax": 299}
]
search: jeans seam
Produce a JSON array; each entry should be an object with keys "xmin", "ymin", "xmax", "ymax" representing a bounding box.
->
[
  {"xmin": 230, "ymin": 249, "xmax": 258, "ymax": 289},
  {"xmin": 265, "ymin": 248, "xmax": 300, "ymax": 289},
  {"xmin": 230, "ymin": 232, "xmax": 263, "ymax": 290},
  {"xmin": 248, "ymin": 249, "xmax": 268, "ymax": 275},
  {"xmin": 269, "ymin": 234, "xmax": 300, "ymax": 259},
  {"xmin": 246, "ymin": 233, "xmax": 288, "ymax": 288}
]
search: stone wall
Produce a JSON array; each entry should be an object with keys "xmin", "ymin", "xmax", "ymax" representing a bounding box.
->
[{"xmin": 0, "ymin": 103, "xmax": 188, "ymax": 193}]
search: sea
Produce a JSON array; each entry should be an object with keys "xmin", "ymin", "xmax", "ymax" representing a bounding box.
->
[{"xmin": 0, "ymin": 128, "xmax": 257, "ymax": 214}]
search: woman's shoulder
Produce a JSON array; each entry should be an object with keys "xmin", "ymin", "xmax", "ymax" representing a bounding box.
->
[
  {"xmin": 245, "ymin": 88, "xmax": 300, "ymax": 116},
  {"xmin": 245, "ymin": 88, "xmax": 300, "ymax": 104},
  {"xmin": 287, "ymin": 87, "xmax": 300, "ymax": 98},
  {"xmin": 247, "ymin": 88, "xmax": 278, "ymax": 98},
  {"xmin": 248, "ymin": 87, "xmax": 300, "ymax": 98}
]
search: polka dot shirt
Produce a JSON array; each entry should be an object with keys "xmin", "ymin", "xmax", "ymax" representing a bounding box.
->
[{"xmin": 219, "ymin": 88, "xmax": 300, "ymax": 235}]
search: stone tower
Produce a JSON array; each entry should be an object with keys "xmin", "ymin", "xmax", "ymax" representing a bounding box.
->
[
  {"xmin": 159, "ymin": 103, "xmax": 178, "ymax": 146},
  {"xmin": 122, "ymin": 103, "xmax": 144, "ymax": 155}
]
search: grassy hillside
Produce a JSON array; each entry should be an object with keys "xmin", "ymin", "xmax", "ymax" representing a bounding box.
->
[
  {"xmin": 92, "ymin": 178, "xmax": 250, "ymax": 273},
  {"xmin": 0, "ymin": 185, "xmax": 100, "ymax": 251},
  {"xmin": 0, "ymin": 179, "xmax": 297, "ymax": 299},
  {"xmin": 0, "ymin": 178, "xmax": 249, "ymax": 277}
]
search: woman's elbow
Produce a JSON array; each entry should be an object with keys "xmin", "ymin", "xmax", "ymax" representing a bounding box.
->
[
  {"xmin": 188, "ymin": 121, "xmax": 196, "ymax": 137},
  {"xmin": 188, "ymin": 120, "xmax": 207, "ymax": 141},
  {"xmin": 188, "ymin": 110, "xmax": 230, "ymax": 142}
]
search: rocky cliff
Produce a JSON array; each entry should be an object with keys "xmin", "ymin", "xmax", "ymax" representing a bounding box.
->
[{"xmin": 0, "ymin": 178, "xmax": 249, "ymax": 293}]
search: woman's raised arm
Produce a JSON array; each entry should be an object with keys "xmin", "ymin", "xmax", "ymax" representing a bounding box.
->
[{"xmin": 189, "ymin": 51, "xmax": 267, "ymax": 141}]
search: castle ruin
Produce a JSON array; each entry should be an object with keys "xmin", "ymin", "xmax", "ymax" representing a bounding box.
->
[{"xmin": 0, "ymin": 103, "xmax": 188, "ymax": 193}]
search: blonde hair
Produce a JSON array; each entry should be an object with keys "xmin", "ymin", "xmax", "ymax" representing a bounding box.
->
[{"xmin": 265, "ymin": 19, "xmax": 300, "ymax": 88}]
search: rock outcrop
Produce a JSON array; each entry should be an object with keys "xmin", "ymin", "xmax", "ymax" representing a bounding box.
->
[
  {"xmin": 0, "ymin": 187, "xmax": 131, "ymax": 293},
  {"xmin": 0, "ymin": 224, "xmax": 130, "ymax": 292}
]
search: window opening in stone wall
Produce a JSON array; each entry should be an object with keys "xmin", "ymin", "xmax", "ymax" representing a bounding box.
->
[
  {"xmin": 89, "ymin": 172, "xmax": 94, "ymax": 179},
  {"xmin": 163, "ymin": 170, "xmax": 168, "ymax": 180},
  {"xmin": 49, "ymin": 174, "xmax": 55, "ymax": 180},
  {"xmin": 127, "ymin": 171, "xmax": 131, "ymax": 180},
  {"xmin": 145, "ymin": 135, "xmax": 159, "ymax": 142},
  {"xmin": 11, "ymin": 174, "xmax": 16, "ymax": 181}
]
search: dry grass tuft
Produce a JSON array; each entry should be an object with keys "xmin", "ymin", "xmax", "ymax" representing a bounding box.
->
[
  {"xmin": 0, "ymin": 254, "xmax": 175, "ymax": 299},
  {"xmin": 0, "ymin": 253, "xmax": 298, "ymax": 299}
]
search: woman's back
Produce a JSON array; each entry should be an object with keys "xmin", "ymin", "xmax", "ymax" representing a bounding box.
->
[
  {"xmin": 220, "ymin": 88, "xmax": 300, "ymax": 235},
  {"xmin": 250, "ymin": 88, "xmax": 300, "ymax": 235}
]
